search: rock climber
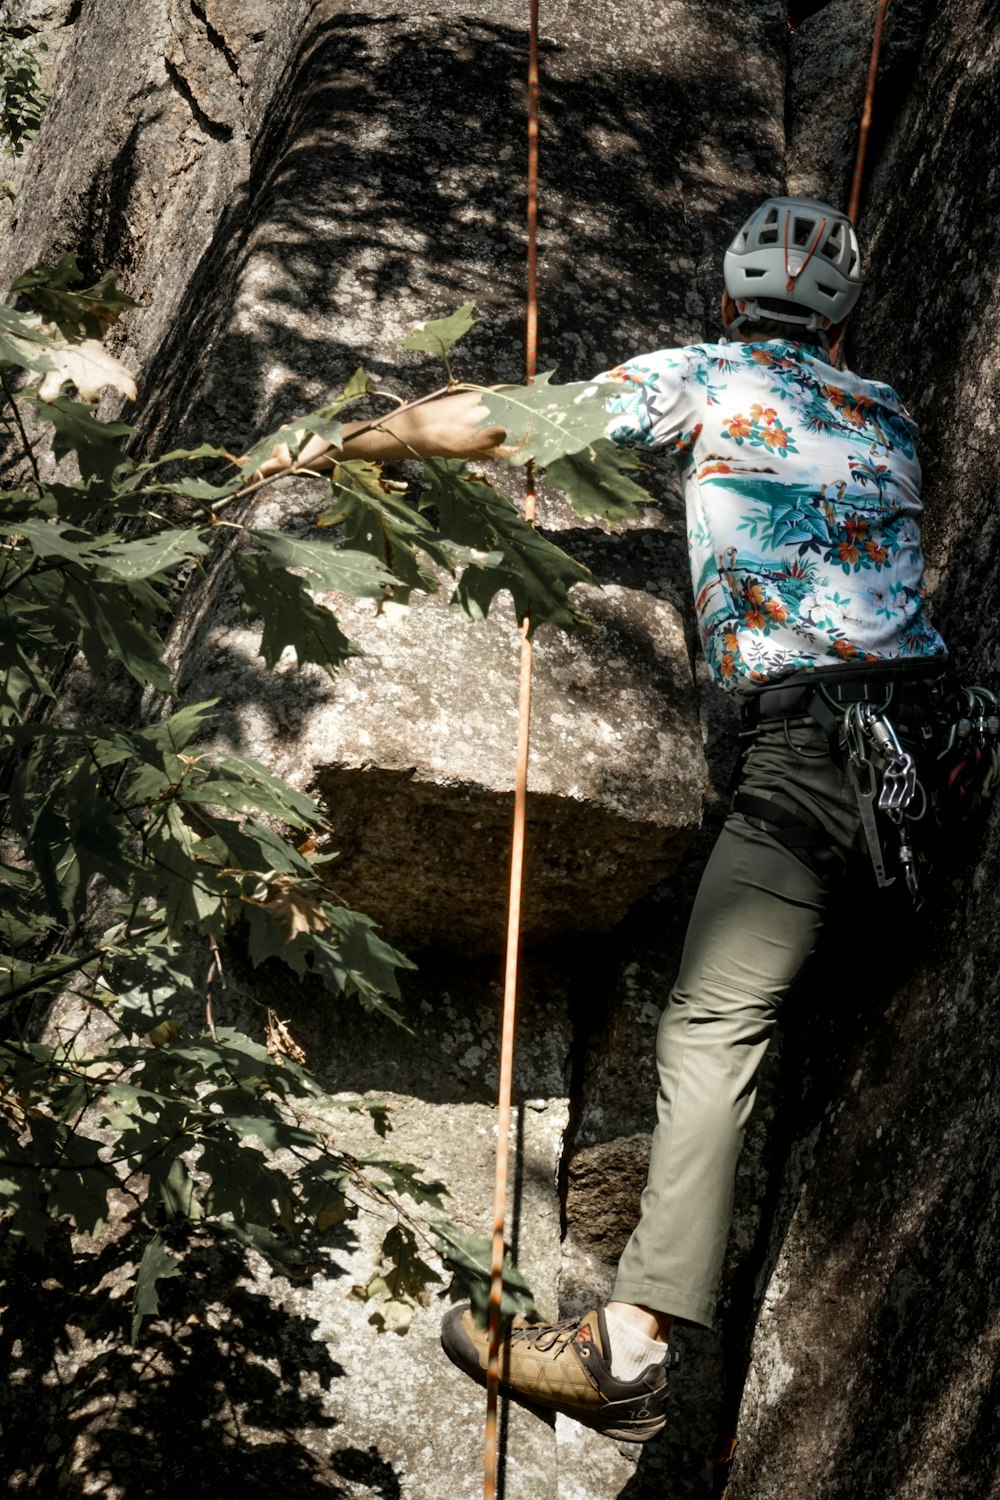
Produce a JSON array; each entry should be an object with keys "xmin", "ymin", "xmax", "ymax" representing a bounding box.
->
[{"xmin": 258, "ymin": 197, "xmax": 956, "ymax": 1441}]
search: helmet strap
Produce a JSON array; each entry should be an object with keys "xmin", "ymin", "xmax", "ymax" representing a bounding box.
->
[{"xmin": 725, "ymin": 306, "xmax": 832, "ymax": 353}]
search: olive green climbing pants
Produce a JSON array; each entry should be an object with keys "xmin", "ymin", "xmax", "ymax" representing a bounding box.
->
[{"xmin": 611, "ymin": 718, "xmax": 865, "ymax": 1328}]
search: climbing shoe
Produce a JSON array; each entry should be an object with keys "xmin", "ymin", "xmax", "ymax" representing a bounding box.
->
[{"xmin": 439, "ymin": 1305, "xmax": 674, "ymax": 1442}]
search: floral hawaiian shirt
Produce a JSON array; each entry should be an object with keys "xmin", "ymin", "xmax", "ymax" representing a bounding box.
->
[{"xmin": 595, "ymin": 338, "xmax": 947, "ymax": 689}]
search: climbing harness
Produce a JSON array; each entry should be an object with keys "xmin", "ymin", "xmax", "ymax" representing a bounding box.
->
[
  {"xmin": 483, "ymin": 3, "xmax": 540, "ymax": 1498},
  {"xmin": 841, "ymin": 695, "xmax": 929, "ymax": 897},
  {"xmin": 736, "ymin": 667, "xmax": 1000, "ymax": 905},
  {"xmin": 834, "ymin": 678, "xmax": 998, "ymax": 901}
]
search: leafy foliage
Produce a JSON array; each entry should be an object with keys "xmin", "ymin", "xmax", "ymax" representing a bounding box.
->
[
  {"xmin": 11, "ymin": 253, "xmax": 137, "ymax": 339},
  {"xmin": 0, "ymin": 17, "xmax": 47, "ymax": 159},
  {"xmin": 131, "ymin": 1233, "xmax": 182, "ymax": 1343},
  {"xmin": 432, "ymin": 1221, "xmax": 538, "ymax": 1327},
  {"xmin": 0, "ymin": 252, "xmax": 648, "ymax": 1344}
]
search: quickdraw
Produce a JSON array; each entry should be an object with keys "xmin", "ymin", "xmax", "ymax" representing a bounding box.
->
[
  {"xmin": 839, "ymin": 684, "xmax": 1000, "ymax": 903},
  {"xmin": 936, "ymin": 685, "xmax": 1000, "ymax": 814}
]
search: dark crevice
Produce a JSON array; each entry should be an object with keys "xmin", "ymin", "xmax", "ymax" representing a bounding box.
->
[
  {"xmin": 787, "ymin": 0, "xmax": 832, "ymax": 28},
  {"xmin": 190, "ymin": 0, "xmax": 242, "ymax": 81},
  {"xmin": 64, "ymin": 0, "xmax": 83, "ymax": 24},
  {"xmin": 554, "ymin": 936, "xmax": 630, "ymax": 1248},
  {"xmin": 556, "ymin": 973, "xmax": 600, "ymax": 1246},
  {"xmin": 859, "ymin": 0, "xmax": 937, "ymax": 197},
  {"xmin": 163, "ymin": 54, "xmax": 234, "ymax": 141}
]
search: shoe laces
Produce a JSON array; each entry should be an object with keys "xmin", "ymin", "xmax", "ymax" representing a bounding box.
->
[{"xmin": 511, "ymin": 1315, "xmax": 593, "ymax": 1357}]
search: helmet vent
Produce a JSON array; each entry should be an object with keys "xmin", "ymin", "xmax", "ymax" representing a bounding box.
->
[
  {"xmin": 759, "ymin": 207, "xmax": 780, "ymax": 245},
  {"xmin": 822, "ymin": 224, "xmax": 845, "ymax": 261},
  {"xmin": 792, "ymin": 218, "xmax": 814, "ymax": 247}
]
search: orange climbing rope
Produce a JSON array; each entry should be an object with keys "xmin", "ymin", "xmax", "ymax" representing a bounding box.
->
[
  {"xmin": 482, "ymin": 3, "xmax": 540, "ymax": 1498},
  {"xmin": 847, "ymin": 0, "xmax": 891, "ymax": 225}
]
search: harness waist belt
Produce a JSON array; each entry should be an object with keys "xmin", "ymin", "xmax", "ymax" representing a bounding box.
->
[{"xmin": 740, "ymin": 659, "xmax": 952, "ymax": 727}]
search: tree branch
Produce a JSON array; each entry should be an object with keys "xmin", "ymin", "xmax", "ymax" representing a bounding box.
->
[{"xmin": 0, "ymin": 369, "xmax": 43, "ymax": 494}]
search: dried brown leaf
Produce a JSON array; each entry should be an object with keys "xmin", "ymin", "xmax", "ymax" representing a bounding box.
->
[
  {"xmin": 255, "ymin": 875, "xmax": 329, "ymax": 941},
  {"xmin": 265, "ymin": 1007, "xmax": 307, "ymax": 1067}
]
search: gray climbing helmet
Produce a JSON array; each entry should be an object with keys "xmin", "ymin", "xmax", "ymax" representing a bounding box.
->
[{"xmin": 723, "ymin": 196, "xmax": 862, "ymax": 334}]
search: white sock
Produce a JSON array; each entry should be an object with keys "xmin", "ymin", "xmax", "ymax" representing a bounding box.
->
[{"xmin": 603, "ymin": 1307, "xmax": 669, "ymax": 1381}]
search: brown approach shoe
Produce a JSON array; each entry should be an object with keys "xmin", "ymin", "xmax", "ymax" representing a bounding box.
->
[{"xmin": 440, "ymin": 1305, "xmax": 675, "ymax": 1442}]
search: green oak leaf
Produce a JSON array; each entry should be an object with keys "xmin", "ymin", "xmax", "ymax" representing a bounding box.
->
[
  {"xmin": 245, "ymin": 529, "xmax": 395, "ymax": 598},
  {"xmin": 239, "ymin": 412, "xmax": 344, "ymax": 477},
  {"xmin": 420, "ymin": 459, "xmax": 592, "ymax": 633},
  {"xmin": 139, "ymin": 474, "xmax": 243, "ymax": 504},
  {"xmin": 243, "ymin": 899, "xmax": 413, "ymax": 1024},
  {"xmin": 194, "ymin": 755, "xmax": 321, "ymax": 828},
  {"xmin": 402, "ymin": 301, "xmax": 477, "ymax": 358},
  {"xmin": 544, "ymin": 437, "xmax": 651, "ymax": 521},
  {"xmin": 479, "ymin": 370, "xmax": 614, "ymax": 467},
  {"xmin": 234, "ymin": 552, "xmax": 360, "ymax": 672},
  {"xmin": 317, "ymin": 904, "xmax": 416, "ymax": 1005},
  {"xmin": 320, "ymin": 460, "xmax": 461, "ymax": 599},
  {"xmin": 238, "ymin": 373, "xmax": 374, "ymax": 475},
  {"xmin": 99, "ymin": 936, "xmax": 198, "ymax": 1039},
  {"xmin": 215, "ymin": 1219, "xmax": 313, "ymax": 1276},
  {"xmin": 11, "ymin": 254, "xmax": 136, "ymax": 339},
  {"xmin": 0, "ymin": 1149, "xmax": 49, "ymax": 1249},
  {"xmin": 54, "ymin": 572, "xmax": 173, "ymax": 691},
  {"xmin": 179, "ymin": 808, "xmax": 312, "ymax": 883},
  {"xmin": 42, "ymin": 1135, "xmax": 113, "ymax": 1236},
  {"xmin": 0, "ymin": 304, "xmax": 54, "ymax": 373},
  {"xmin": 363, "ymin": 1158, "xmax": 448, "ymax": 1209},
  {"xmin": 14, "ymin": 520, "xmax": 208, "ymax": 582},
  {"xmin": 92, "ymin": 529, "xmax": 209, "ymax": 581},
  {"xmin": 28, "ymin": 393, "xmax": 133, "ymax": 482},
  {"xmin": 130, "ymin": 1234, "xmax": 182, "ymax": 1343},
  {"xmin": 431, "ymin": 1220, "xmax": 537, "ymax": 1327},
  {"xmin": 351, "ymin": 1224, "xmax": 442, "ymax": 1335},
  {"xmin": 145, "ymin": 1148, "xmax": 203, "ymax": 1221},
  {"xmin": 298, "ymin": 1164, "xmax": 358, "ymax": 1231},
  {"xmin": 200, "ymin": 1135, "xmax": 295, "ymax": 1226},
  {"xmin": 135, "ymin": 442, "xmax": 237, "ymax": 467},
  {"xmin": 143, "ymin": 802, "xmax": 226, "ymax": 934}
]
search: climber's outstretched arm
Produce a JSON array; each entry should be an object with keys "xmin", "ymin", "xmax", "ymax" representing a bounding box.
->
[{"xmin": 252, "ymin": 389, "xmax": 506, "ymax": 479}]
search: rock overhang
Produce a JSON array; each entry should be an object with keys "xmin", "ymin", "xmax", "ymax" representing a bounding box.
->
[{"xmin": 183, "ymin": 569, "xmax": 709, "ymax": 952}]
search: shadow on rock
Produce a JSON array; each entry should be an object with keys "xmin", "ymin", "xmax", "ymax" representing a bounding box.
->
[{"xmin": 0, "ymin": 1224, "xmax": 399, "ymax": 1498}]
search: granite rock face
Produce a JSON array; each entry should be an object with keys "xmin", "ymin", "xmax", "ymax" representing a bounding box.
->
[
  {"xmin": 145, "ymin": 0, "xmax": 786, "ymax": 950},
  {"xmin": 179, "ymin": 538, "xmax": 705, "ymax": 950},
  {"xmin": 10, "ymin": 1, "xmax": 1000, "ymax": 1498}
]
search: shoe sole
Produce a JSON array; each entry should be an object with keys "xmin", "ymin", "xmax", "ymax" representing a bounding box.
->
[{"xmin": 439, "ymin": 1306, "xmax": 667, "ymax": 1444}]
